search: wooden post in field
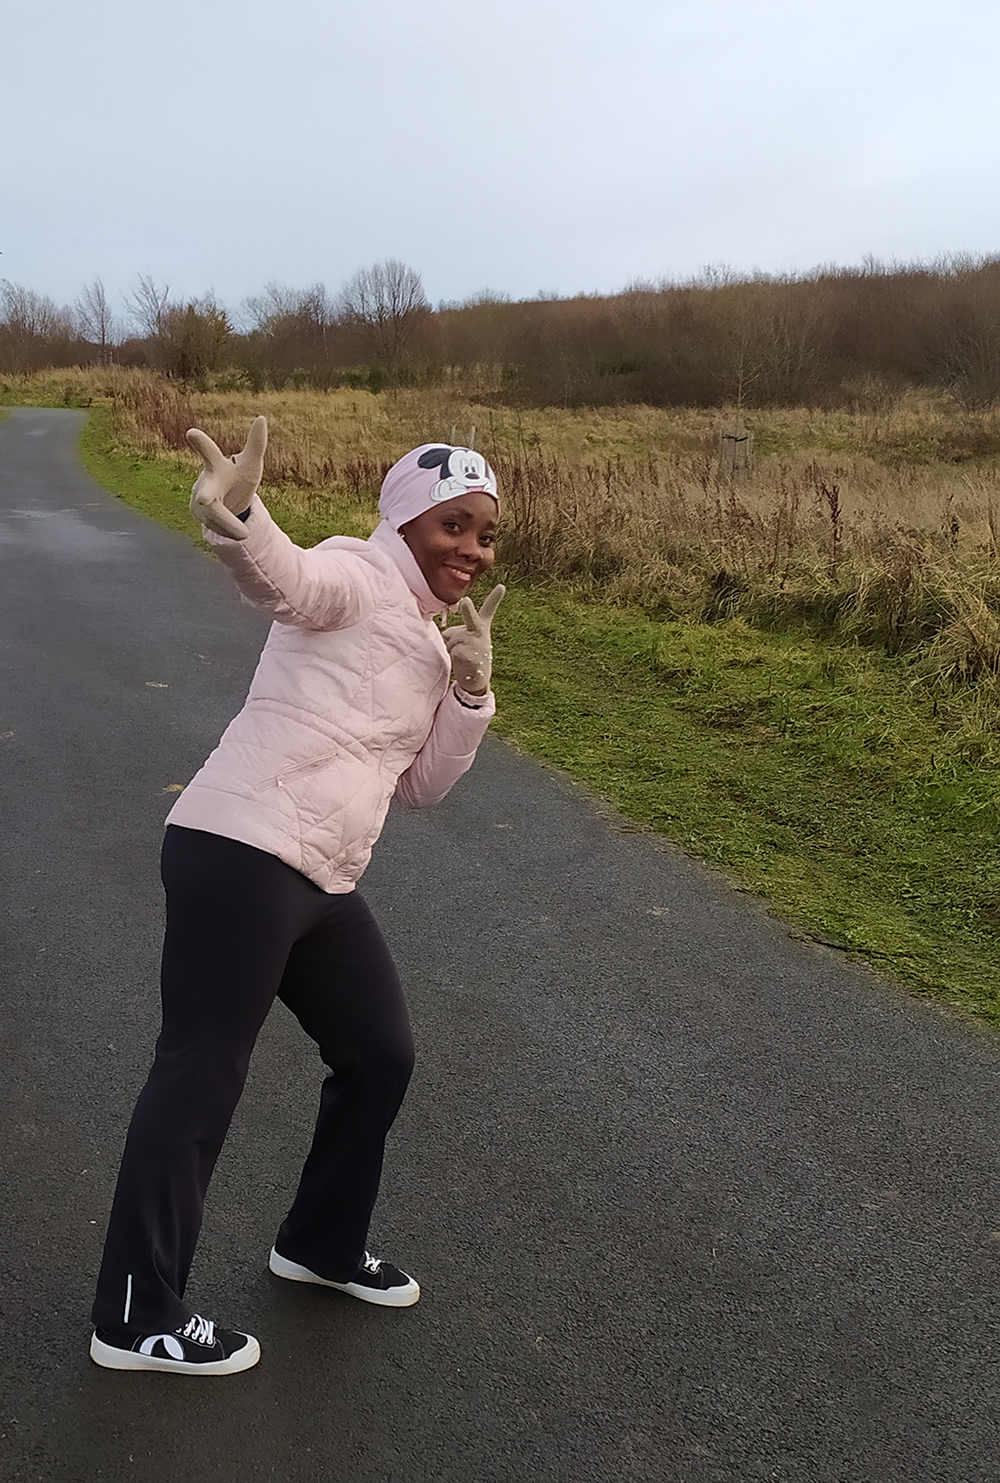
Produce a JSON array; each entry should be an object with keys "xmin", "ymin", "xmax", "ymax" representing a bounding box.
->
[{"xmin": 718, "ymin": 426, "xmax": 753, "ymax": 479}]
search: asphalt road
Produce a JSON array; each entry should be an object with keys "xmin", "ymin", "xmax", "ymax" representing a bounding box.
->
[{"xmin": 3, "ymin": 407, "xmax": 1000, "ymax": 1483}]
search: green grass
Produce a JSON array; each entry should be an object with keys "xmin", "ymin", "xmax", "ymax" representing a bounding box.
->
[
  {"xmin": 79, "ymin": 410, "xmax": 200, "ymax": 539},
  {"xmin": 495, "ymin": 597, "xmax": 1000, "ymax": 1020},
  {"xmin": 71, "ymin": 413, "xmax": 1000, "ymax": 1026}
]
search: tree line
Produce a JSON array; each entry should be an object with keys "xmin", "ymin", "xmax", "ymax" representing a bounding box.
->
[{"xmin": 4, "ymin": 254, "xmax": 1000, "ymax": 410}]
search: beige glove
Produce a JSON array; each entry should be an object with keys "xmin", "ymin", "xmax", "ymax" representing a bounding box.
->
[
  {"xmin": 187, "ymin": 416, "xmax": 268, "ymax": 540},
  {"xmin": 442, "ymin": 585, "xmax": 506, "ymax": 696}
]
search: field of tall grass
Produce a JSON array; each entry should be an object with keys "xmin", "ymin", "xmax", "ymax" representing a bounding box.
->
[{"xmin": 10, "ymin": 364, "xmax": 1000, "ymax": 683}]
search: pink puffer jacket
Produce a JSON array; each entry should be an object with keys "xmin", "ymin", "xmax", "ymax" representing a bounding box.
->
[{"xmin": 166, "ymin": 495, "xmax": 495, "ymax": 892}]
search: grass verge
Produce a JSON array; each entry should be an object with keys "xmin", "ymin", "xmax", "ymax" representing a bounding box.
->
[
  {"xmin": 73, "ymin": 413, "xmax": 1000, "ymax": 1026},
  {"xmin": 79, "ymin": 409, "xmax": 198, "ymax": 539}
]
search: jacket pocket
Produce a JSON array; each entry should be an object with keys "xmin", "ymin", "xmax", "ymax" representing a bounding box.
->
[{"xmin": 254, "ymin": 750, "xmax": 341, "ymax": 792}]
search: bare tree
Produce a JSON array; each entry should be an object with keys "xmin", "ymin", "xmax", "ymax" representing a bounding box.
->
[
  {"xmin": 338, "ymin": 259, "xmax": 429, "ymax": 378},
  {"xmin": 1, "ymin": 280, "xmax": 65, "ymax": 336},
  {"xmin": 0, "ymin": 280, "xmax": 76, "ymax": 372},
  {"xmin": 75, "ymin": 278, "xmax": 117, "ymax": 363},
  {"xmin": 124, "ymin": 274, "xmax": 172, "ymax": 344},
  {"xmin": 240, "ymin": 281, "xmax": 336, "ymax": 378},
  {"xmin": 244, "ymin": 281, "xmax": 294, "ymax": 332},
  {"xmin": 243, "ymin": 281, "xmax": 313, "ymax": 332},
  {"xmin": 244, "ymin": 281, "xmax": 332, "ymax": 339}
]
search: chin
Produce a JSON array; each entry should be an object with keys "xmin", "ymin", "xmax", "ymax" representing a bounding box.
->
[{"xmin": 439, "ymin": 578, "xmax": 474, "ymax": 602}]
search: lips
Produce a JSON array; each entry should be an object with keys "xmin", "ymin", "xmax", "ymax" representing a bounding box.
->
[{"xmin": 443, "ymin": 564, "xmax": 475, "ymax": 585}]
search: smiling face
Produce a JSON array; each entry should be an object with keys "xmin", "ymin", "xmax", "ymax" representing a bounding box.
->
[{"xmin": 400, "ymin": 491, "xmax": 498, "ymax": 604}]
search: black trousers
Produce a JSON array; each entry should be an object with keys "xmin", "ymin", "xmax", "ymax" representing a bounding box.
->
[{"xmin": 92, "ymin": 826, "xmax": 415, "ymax": 1332}]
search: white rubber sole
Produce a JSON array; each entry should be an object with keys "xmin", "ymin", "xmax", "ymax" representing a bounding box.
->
[
  {"xmin": 268, "ymin": 1247, "xmax": 420, "ymax": 1307},
  {"xmin": 89, "ymin": 1330, "xmax": 261, "ymax": 1375}
]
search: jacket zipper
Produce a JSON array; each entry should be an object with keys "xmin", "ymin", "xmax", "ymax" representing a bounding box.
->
[{"xmin": 258, "ymin": 750, "xmax": 341, "ymax": 791}]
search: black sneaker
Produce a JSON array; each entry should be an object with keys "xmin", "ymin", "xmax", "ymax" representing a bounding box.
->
[
  {"xmin": 269, "ymin": 1246, "xmax": 420, "ymax": 1307},
  {"xmin": 90, "ymin": 1313, "xmax": 261, "ymax": 1374}
]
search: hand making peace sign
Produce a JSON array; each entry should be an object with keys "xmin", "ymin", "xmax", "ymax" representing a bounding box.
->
[
  {"xmin": 187, "ymin": 416, "xmax": 268, "ymax": 540},
  {"xmin": 441, "ymin": 584, "xmax": 506, "ymax": 697}
]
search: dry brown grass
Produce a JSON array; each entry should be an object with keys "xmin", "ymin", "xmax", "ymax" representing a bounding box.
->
[{"xmin": 9, "ymin": 366, "xmax": 1000, "ymax": 672}]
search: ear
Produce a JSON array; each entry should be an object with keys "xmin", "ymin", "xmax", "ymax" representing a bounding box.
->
[{"xmin": 417, "ymin": 447, "xmax": 452, "ymax": 470}]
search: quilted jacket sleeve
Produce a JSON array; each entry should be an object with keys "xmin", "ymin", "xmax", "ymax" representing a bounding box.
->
[
  {"xmin": 205, "ymin": 496, "xmax": 386, "ymax": 630},
  {"xmin": 395, "ymin": 687, "xmax": 496, "ymax": 809}
]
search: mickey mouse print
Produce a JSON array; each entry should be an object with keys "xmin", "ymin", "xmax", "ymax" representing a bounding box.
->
[{"xmin": 416, "ymin": 446, "xmax": 498, "ymax": 504}]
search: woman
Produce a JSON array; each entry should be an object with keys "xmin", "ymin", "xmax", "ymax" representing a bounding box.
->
[{"xmin": 90, "ymin": 419, "xmax": 504, "ymax": 1375}]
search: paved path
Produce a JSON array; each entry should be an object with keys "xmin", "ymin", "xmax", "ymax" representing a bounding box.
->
[{"xmin": 2, "ymin": 407, "xmax": 1000, "ymax": 1483}]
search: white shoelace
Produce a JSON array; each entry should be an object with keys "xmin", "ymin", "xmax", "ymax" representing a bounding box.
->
[
  {"xmin": 362, "ymin": 1252, "xmax": 382, "ymax": 1275},
  {"xmin": 180, "ymin": 1314, "xmax": 216, "ymax": 1347}
]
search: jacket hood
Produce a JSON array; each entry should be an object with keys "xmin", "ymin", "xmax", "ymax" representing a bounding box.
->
[{"xmin": 367, "ymin": 519, "xmax": 448, "ymax": 620}]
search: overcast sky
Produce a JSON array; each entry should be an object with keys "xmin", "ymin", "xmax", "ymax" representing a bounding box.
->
[{"xmin": 2, "ymin": 0, "xmax": 998, "ymax": 317}]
